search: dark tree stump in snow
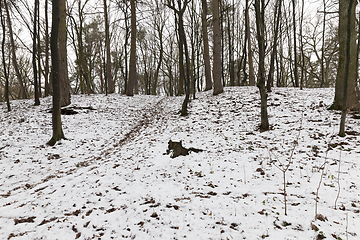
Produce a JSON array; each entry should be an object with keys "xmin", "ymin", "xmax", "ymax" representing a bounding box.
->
[
  {"xmin": 47, "ymin": 106, "xmax": 96, "ymax": 115},
  {"xmin": 166, "ymin": 140, "xmax": 203, "ymax": 158}
]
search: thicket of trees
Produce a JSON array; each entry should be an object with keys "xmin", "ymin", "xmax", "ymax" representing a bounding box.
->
[{"xmin": 1, "ymin": 0, "xmax": 360, "ymax": 141}]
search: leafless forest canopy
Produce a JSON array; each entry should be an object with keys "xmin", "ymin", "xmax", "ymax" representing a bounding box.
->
[{"xmin": 0, "ymin": 0, "xmax": 350, "ymax": 100}]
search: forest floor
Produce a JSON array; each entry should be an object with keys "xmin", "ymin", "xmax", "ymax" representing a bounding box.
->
[{"xmin": 0, "ymin": 86, "xmax": 360, "ymax": 240}]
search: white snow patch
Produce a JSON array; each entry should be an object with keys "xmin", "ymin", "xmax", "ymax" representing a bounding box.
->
[{"xmin": 0, "ymin": 87, "xmax": 359, "ymax": 240}]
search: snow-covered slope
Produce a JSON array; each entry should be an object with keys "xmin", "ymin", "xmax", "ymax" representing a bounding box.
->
[{"xmin": 0, "ymin": 87, "xmax": 359, "ymax": 240}]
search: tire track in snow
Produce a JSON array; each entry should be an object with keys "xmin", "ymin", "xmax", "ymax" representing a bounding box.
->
[{"xmin": 99, "ymin": 96, "xmax": 167, "ymax": 158}]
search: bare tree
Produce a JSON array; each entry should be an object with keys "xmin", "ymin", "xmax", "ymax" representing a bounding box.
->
[
  {"xmin": 201, "ymin": 0, "xmax": 212, "ymax": 91},
  {"xmin": 245, "ymin": 0, "xmax": 255, "ymax": 86},
  {"xmin": 4, "ymin": 0, "xmax": 27, "ymax": 99},
  {"xmin": 103, "ymin": 0, "xmax": 114, "ymax": 94},
  {"xmin": 255, "ymin": 0, "xmax": 269, "ymax": 131},
  {"xmin": 36, "ymin": 1, "xmax": 41, "ymax": 98},
  {"xmin": 44, "ymin": 0, "xmax": 50, "ymax": 96},
  {"xmin": 213, "ymin": 0, "xmax": 223, "ymax": 95},
  {"xmin": 332, "ymin": 0, "xmax": 359, "ymax": 112},
  {"xmin": 167, "ymin": 0, "xmax": 191, "ymax": 115},
  {"xmin": 33, "ymin": 0, "xmax": 40, "ymax": 106},
  {"xmin": 299, "ymin": 0, "xmax": 305, "ymax": 89},
  {"xmin": 1, "ymin": 0, "xmax": 10, "ymax": 111},
  {"xmin": 320, "ymin": 0, "xmax": 326, "ymax": 88},
  {"xmin": 127, "ymin": 0, "xmax": 137, "ymax": 96},
  {"xmin": 339, "ymin": 0, "xmax": 357, "ymax": 136},
  {"xmin": 59, "ymin": 0, "xmax": 70, "ymax": 106},
  {"xmin": 267, "ymin": 0, "xmax": 282, "ymax": 92},
  {"xmin": 173, "ymin": 5, "xmax": 185, "ymax": 96},
  {"xmin": 68, "ymin": 0, "xmax": 92, "ymax": 95},
  {"xmin": 292, "ymin": 0, "xmax": 299, "ymax": 87},
  {"xmin": 152, "ymin": 0, "xmax": 166, "ymax": 95},
  {"xmin": 48, "ymin": 0, "xmax": 65, "ymax": 146}
]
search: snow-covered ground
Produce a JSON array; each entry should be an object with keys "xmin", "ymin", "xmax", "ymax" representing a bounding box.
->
[{"xmin": 0, "ymin": 87, "xmax": 359, "ymax": 240}]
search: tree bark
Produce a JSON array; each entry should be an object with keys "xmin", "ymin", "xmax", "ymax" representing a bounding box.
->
[
  {"xmin": 123, "ymin": 6, "xmax": 130, "ymax": 94},
  {"xmin": 267, "ymin": 0, "xmax": 281, "ymax": 92},
  {"xmin": 212, "ymin": 0, "xmax": 223, "ymax": 95},
  {"xmin": 98, "ymin": 44, "xmax": 104, "ymax": 93},
  {"xmin": 104, "ymin": 0, "xmax": 114, "ymax": 94},
  {"xmin": 201, "ymin": 0, "xmax": 212, "ymax": 91},
  {"xmin": 175, "ymin": 11, "xmax": 185, "ymax": 96},
  {"xmin": 167, "ymin": 0, "xmax": 190, "ymax": 114},
  {"xmin": 33, "ymin": 0, "xmax": 40, "ymax": 106},
  {"xmin": 37, "ymin": 2, "xmax": 42, "ymax": 98},
  {"xmin": 177, "ymin": 0, "xmax": 191, "ymax": 116},
  {"xmin": 332, "ymin": 0, "xmax": 358, "ymax": 111},
  {"xmin": 44, "ymin": 0, "xmax": 50, "ymax": 96},
  {"xmin": 255, "ymin": 0, "xmax": 269, "ymax": 131},
  {"xmin": 240, "ymin": 0, "xmax": 249, "ymax": 86},
  {"xmin": 246, "ymin": 0, "xmax": 255, "ymax": 86},
  {"xmin": 320, "ymin": 0, "xmax": 326, "ymax": 88},
  {"xmin": 59, "ymin": 0, "xmax": 70, "ymax": 106},
  {"xmin": 356, "ymin": 11, "xmax": 360, "ymax": 84},
  {"xmin": 48, "ymin": 0, "xmax": 65, "ymax": 146},
  {"xmin": 339, "ymin": 0, "xmax": 357, "ymax": 136},
  {"xmin": 299, "ymin": 0, "xmax": 305, "ymax": 89},
  {"xmin": 127, "ymin": 0, "xmax": 137, "ymax": 96},
  {"xmin": 228, "ymin": 7, "xmax": 235, "ymax": 87},
  {"xmin": 219, "ymin": 0, "xmax": 225, "ymax": 87},
  {"xmin": 1, "ymin": 0, "xmax": 11, "ymax": 111},
  {"xmin": 292, "ymin": 0, "xmax": 299, "ymax": 87}
]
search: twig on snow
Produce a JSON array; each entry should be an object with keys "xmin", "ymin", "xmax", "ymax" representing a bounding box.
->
[
  {"xmin": 334, "ymin": 150, "xmax": 342, "ymax": 209},
  {"xmin": 268, "ymin": 111, "xmax": 303, "ymax": 216}
]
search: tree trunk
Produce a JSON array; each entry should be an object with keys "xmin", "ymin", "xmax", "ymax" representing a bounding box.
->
[
  {"xmin": 190, "ymin": 0, "xmax": 196, "ymax": 98},
  {"xmin": 167, "ymin": 0, "xmax": 190, "ymax": 113},
  {"xmin": 299, "ymin": 0, "xmax": 305, "ymax": 90},
  {"xmin": 177, "ymin": 0, "xmax": 191, "ymax": 116},
  {"xmin": 220, "ymin": 0, "xmax": 225, "ymax": 87},
  {"xmin": 246, "ymin": 0, "xmax": 255, "ymax": 86},
  {"xmin": 48, "ymin": 0, "xmax": 65, "ymax": 146},
  {"xmin": 44, "ymin": 0, "xmax": 50, "ymax": 96},
  {"xmin": 241, "ymin": 0, "xmax": 249, "ymax": 86},
  {"xmin": 195, "ymin": 27, "xmax": 200, "ymax": 96},
  {"xmin": 152, "ymin": 12, "xmax": 164, "ymax": 95},
  {"xmin": 127, "ymin": 0, "xmax": 137, "ymax": 96},
  {"xmin": 228, "ymin": 7, "xmax": 235, "ymax": 87},
  {"xmin": 168, "ymin": 39, "xmax": 174, "ymax": 96},
  {"xmin": 175, "ymin": 11, "xmax": 185, "ymax": 96},
  {"xmin": 59, "ymin": 0, "xmax": 70, "ymax": 106},
  {"xmin": 292, "ymin": 0, "xmax": 299, "ymax": 87},
  {"xmin": 76, "ymin": 0, "xmax": 92, "ymax": 95},
  {"xmin": 104, "ymin": 0, "xmax": 114, "ymax": 94},
  {"xmin": 212, "ymin": 0, "xmax": 223, "ymax": 95},
  {"xmin": 255, "ymin": 0, "xmax": 269, "ymax": 131},
  {"xmin": 332, "ymin": 0, "xmax": 358, "ymax": 111},
  {"xmin": 201, "ymin": 0, "xmax": 212, "ymax": 91},
  {"xmin": 267, "ymin": 0, "xmax": 281, "ymax": 92},
  {"xmin": 320, "ymin": 0, "xmax": 326, "ymax": 88},
  {"xmin": 4, "ymin": 0, "xmax": 27, "ymax": 99},
  {"xmin": 277, "ymin": 32, "xmax": 285, "ymax": 87},
  {"xmin": 339, "ymin": 0, "xmax": 357, "ymax": 136},
  {"xmin": 33, "ymin": 0, "xmax": 40, "ymax": 106},
  {"xmin": 123, "ymin": 10, "xmax": 129, "ymax": 94},
  {"xmin": 1, "ymin": 1, "xmax": 11, "ymax": 111},
  {"xmin": 98, "ymin": 44, "xmax": 105, "ymax": 93},
  {"xmin": 356, "ymin": 11, "xmax": 360, "ymax": 83},
  {"xmin": 37, "ymin": 3, "xmax": 42, "ymax": 98}
]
